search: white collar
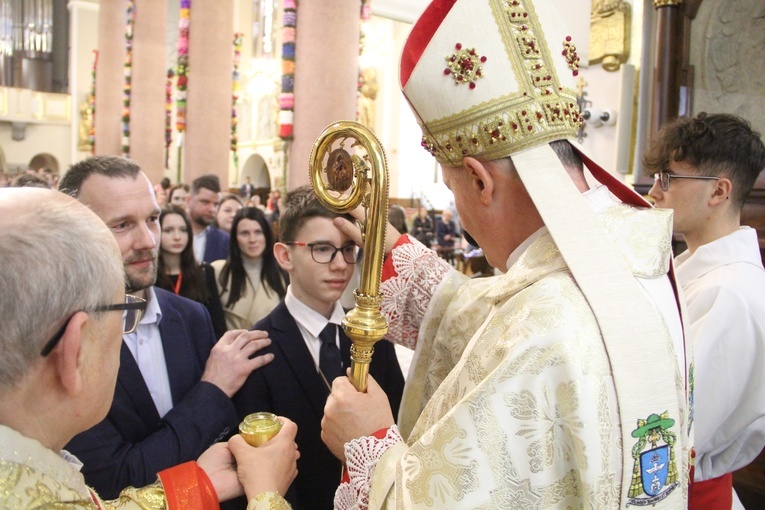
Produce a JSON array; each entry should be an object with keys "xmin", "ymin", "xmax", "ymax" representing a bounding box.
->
[{"xmin": 284, "ymin": 286, "xmax": 345, "ymax": 338}]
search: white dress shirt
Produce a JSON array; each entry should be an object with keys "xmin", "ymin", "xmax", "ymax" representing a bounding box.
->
[
  {"xmin": 123, "ymin": 287, "xmax": 173, "ymax": 418},
  {"xmin": 193, "ymin": 227, "xmax": 208, "ymax": 263},
  {"xmin": 284, "ymin": 285, "xmax": 345, "ymax": 372}
]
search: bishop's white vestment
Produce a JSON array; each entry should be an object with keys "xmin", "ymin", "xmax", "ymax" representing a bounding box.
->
[{"xmin": 336, "ymin": 187, "xmax": 691, "ymax": 510}]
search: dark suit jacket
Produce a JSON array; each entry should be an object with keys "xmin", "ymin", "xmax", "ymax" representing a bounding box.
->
[
  {"xmin": 65, "ymin": 287, "xmax": 237, "ymax": 499},
  {"xmin": 203, "ymin": 226, "xmax": 230, "ymax": 263},
  {"xmin": 230, "ymin": 301, "xmax": 405, "ymax": 510},
  {"xmin": 240, "ymin": 183, "xmax": 254, "ymax": 198}
]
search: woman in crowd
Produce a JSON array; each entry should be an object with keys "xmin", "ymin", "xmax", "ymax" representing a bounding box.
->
[
  {"xmin": 167, "ymin": 183, "xmax": 189, "ymax": 206},
  {"xmin": 215, "ymin": 193, "xmax": 243, "ymax": 234},
  {"xmin": 211, "ymin": 207, "xmax": 288, "ymax": 330},
  {"xmin": 156, "ymin": 204, "xmax": 227, "ymax": 337}
]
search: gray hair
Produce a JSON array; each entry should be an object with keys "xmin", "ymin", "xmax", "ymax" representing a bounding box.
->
[
  {"xmin": 0, "ymin": 188, "xmax": 124, "ymax": 388},
  {"xmin": 58, "ymin": 156, "xmax": 141, "ymax": 197}
]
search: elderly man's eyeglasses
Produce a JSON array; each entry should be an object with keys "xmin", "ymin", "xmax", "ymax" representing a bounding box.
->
[
  {"xmin": 286, "ymin": 241, "xmax": 361, "ymax": 264},
  {"xmin": 40, "ymin": 295, "xmax": 148, "ymax": 356},
  {"xmin": 654, "ymin": 171, "xmax": 720, "ymax": 192}
]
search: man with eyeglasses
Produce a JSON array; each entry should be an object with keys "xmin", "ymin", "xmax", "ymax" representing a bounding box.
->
[
  {"xmin": 58, "ymin": 156, "xmax": 277, "ymax": 500},
  {"xmin": 0, "ymin": 188, "xmax": 299, "ymax": 508},
  {"xmin": 229, "ymin": 186, "xmax": 404, "ymax": 510},
  {"xmin": 645, "ymin": 112, "xmax": 765, "ymax": 510}
]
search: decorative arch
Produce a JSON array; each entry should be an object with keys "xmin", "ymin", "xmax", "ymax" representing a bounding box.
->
[
  {"xmin": 241, "ymin": 153, "xmax": 271, "ymax": 189},
  {"xmin": 28, "ymin": 153, "xmax": 60, "ymax": 173}
]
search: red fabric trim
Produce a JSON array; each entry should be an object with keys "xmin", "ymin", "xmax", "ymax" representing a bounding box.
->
[
  {"xmin": 400, "ymin": 0, "xmax": 458, "ymax": 87},
  {"xmin": 371, "ymin": 428, "xmax": 390, "ymax": 440},
  {"xmin": 689, "ymin": 473, "xmax": 733, "ymax": 510},
  {"xmin": 572, "ymin": 145, "xmax": 649, "ymax": 208},
  {"xmin": 158, "ymin": 461, "xmax": 219, "ymax": 510},
  {"xmin": 382, "ymin": 235, "xmax": 411, "ymax": 281},
  {"xmin": 88, "ymin": 489, "xmax": 103, "ymax": 510}
]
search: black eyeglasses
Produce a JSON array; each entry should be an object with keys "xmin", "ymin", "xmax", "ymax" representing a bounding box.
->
[
  {"xmin": 40, "ymin": 295, "xmax": 148, "ymax": 356},
  {"xmin": 654, "ymin": 171, "xmax": 720, "ymax": 192},
  {"xmin": 286, "ymin": 241, "xmax": 361, "ymax": 265}
]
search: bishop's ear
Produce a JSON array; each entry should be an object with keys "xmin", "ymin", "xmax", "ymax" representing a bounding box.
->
[{"xmin": 462, "ymin": 157, "xmax": 495, "ymax": 206}]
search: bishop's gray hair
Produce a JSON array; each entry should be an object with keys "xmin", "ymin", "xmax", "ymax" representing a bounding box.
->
[{"xmin": 0, "ymin": 189, "xmax": 124, "ymax": 388}]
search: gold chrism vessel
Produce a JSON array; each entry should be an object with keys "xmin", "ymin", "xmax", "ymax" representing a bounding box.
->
[
  {"xmin": 309, "ymin": 121, "xmax": 389, "ymax": 393},
  {"xmin": 239, "ymin": 412, "xmax": 282, "ymax": 446}
]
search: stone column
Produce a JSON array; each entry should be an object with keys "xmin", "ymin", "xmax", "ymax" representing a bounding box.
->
[
  {"xmin": 129, "ymin": 0, "xmax": 167, "ymax": 183},
  {"xmin": 94, "ymin": 0, "xmax": 126, "ymax": 156},
  {"xmin": 183, "ymin": 0, "xmax": 234, "ymax": 189},
  {"xmin": 288, "ymin": 0, "xmax": 360, "ymax": 190},
  {"xmin": 650, "ymin": 0, "xmax": 683, "ymax": 138}
]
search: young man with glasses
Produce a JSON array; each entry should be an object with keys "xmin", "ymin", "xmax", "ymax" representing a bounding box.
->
[
  {"xmin": 0, "ymin": 188, "xmax": 298, "ymax": 509},
  {"xmin": 58, "ymin": 156, "xmax": 276, "ymax": 500},
  {"xmin": 645, "ymin": 112, "xmax": 765, "ymax": 510},
  {"xmin": 230, "ymin": 186, "xmax": 404, "ymax": 510}
]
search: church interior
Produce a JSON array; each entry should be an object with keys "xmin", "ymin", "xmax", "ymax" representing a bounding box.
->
[{"xmin": 0, "ymin": 0, "xmax": 764, "ymax": 504}]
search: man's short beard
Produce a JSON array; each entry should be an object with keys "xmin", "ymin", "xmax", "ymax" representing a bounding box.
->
[
  {"xmin": 124, "ymin": 251, "xmax": 158, "ymax": 292},
  {"xmin": 193, "ymin": 213, "xmax": 212, "ymax": 227},
  {"xmin": 126, "ymin": 272, "xmax": 156, "ymax": 293}
]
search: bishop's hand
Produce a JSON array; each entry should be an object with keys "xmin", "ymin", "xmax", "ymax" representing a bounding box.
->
[{"xmin": 321, "ymin": 371, "xmax": 394, "ymax": 462}]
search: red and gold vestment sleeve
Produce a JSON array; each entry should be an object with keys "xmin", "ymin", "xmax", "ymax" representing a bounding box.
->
[
  {"xmin": 380, "ymin": 234, "xmax": 451, "ymax": 349},
  {"xmin": 158, "ymin": 461, "xmax": 218, "ymax": 510}
]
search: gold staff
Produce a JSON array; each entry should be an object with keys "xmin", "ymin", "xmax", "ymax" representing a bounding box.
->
[{"xmin": 309, "ymin": 121, "xmax": 389, "ymax": 392}]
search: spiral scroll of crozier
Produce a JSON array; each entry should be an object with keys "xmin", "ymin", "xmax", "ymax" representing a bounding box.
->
[{"xmin": 309, "ymin": 121, "xmax": 389, "ymax": 392}]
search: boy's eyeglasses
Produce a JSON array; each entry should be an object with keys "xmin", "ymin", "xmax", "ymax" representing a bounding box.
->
[
  {"xmin": 654, "ymin": 171, "xmax": 720, "ymax": 192},
  {"xmin": 40, "ymin": 295, "xmax": 148, "ymax": 356},
  {"xmin": 286, "ymin": 241, "xmax": 361, "ymax": 265}
]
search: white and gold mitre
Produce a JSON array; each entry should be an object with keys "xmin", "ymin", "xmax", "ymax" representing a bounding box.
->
[{"xmin": 400, "ymin": 0, "xmax": 583, "ymax": 166}]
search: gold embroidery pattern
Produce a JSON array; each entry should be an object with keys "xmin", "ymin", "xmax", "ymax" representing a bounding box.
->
[
  {"xmin": 508, "ymin": 382, "xmax": 586, "ymax": 473},
  {"xmin": 403, "ymin": 418, "xmax": 479, "ymax": 506},
  {"xmin": 106, "ymin": 483, "xmax": 165, "ymax": 509},
  {"xmin": 444, "ymin": 43, "xmax": 487, "ymax": 89},
  {"xmin": 420, "ymin": 0, "xmax": 582, "ymax": 166},
  {"xmin": 0, "ymin": 459, "xmax": 168, "ymax": 509},
  {"xmin": 0, "ymin": 460, "xmax": 94, "ymax": 509},
  {"xmin": 250, "ymin": 491, "xmax": 291, "ymax": 510}
]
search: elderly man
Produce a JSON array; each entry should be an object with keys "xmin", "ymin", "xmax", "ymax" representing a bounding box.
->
[
  {"xmin": 0, "ymin": 188, "xmax": 297, "ymax": 508},
  {"xmin": 322, "ymin": 0, "xmax": 691, "ymax": 509}
]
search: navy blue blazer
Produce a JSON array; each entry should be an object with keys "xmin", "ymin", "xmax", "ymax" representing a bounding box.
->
[
  {"xmin": 229, "ymin": 301, "xmax": 405, "ymax": 510},
  {"xmin": 204, "ymin": 226, "xmax": 230, "ymax": 263},
  {"xmin": 65, "ymin": 287, "xmax": 237, "ymax": 499}
]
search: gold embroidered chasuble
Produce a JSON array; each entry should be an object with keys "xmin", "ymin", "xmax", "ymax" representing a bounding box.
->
[
  {"xmin": 0, "ymin": 424, "xmax": 290, "ymax": 510},
  {"xmin": 364, "ymin": 192, "xmax": 689, "ymax": 509}
]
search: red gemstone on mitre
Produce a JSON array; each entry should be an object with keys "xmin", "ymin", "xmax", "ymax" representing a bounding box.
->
[
  {"xmin": 480, "ymin": 56, "xmax": 487, "ymax": 63},
  {"xmin": 566, "ymin": 36, "xmax": 572, "ymax": 42},
  {"xmin": 469, "ymin": 82, "xmax": 476, "ymax": 89},
  {"xmin": 455, "ymin": 43, "xmax": 462, "ymax": 50},
  {"xmin": 573, "ymin": 71, "xmax": 579, "ymax": 76},
  {"xmin": 444, "ymin": 68, "xmax": 451, "ymax": 75}
]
